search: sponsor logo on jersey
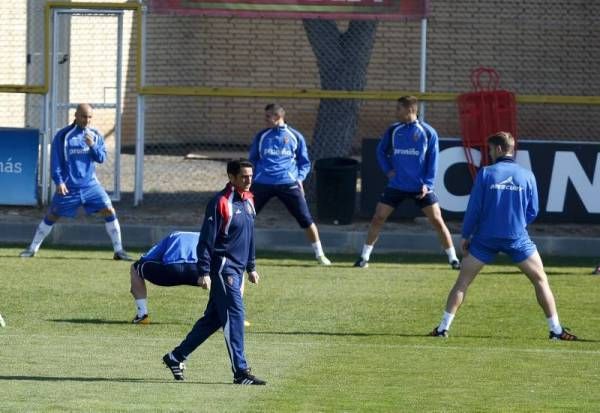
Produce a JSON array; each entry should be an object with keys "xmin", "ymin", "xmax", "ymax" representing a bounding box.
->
[
  {"xmin": 394, "ymin": 148, "xmax": 420, "ymax": 156},
  {"xmin": 68, "ymin": 147, "xmax": 91, "ymax": 155},
  {"xmin": 490, "ymin": 176, "xmax": 524, "ymax": 192},
  {"xmin": 264, "ymin": 148, "xmax": 293, "ymax": 156}
]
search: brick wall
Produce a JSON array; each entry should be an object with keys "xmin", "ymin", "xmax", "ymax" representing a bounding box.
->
[
  {"xmin": 138, "ymin": 1, "xmax": 600, "ymax": 147},
  {"xmin": 0, "ymin": 1, "xmax": 27, "ymax": 126},
  {"xmin": 2, "ymin": 0, "xmax": 599, "ymax": 147}
]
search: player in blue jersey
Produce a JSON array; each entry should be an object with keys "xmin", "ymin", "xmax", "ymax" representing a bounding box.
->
[
  {"xmin": 130, "ymin": 231, "xmax": 209, "ymax": 324},
  {"xmin": 19, "ymin": 104, "xmax": 132, "ymax": 261},
  {"xmin": 430, "ymin": 132, "xmax": 578, "ymax": 340},
  {"xmin": 162, "ymin": 159, "xmax": 266, "ymax": 385},
  {"xmin": 131, "ymin": 231, "xmax": 251, "ymax": 326},
  {"xmin": 354, "ymin": 96, "xmax": 459, "ymax": 269},
  {"xmin": 249, "ymin": 103, "xmax": 331, "ymax": 266}
]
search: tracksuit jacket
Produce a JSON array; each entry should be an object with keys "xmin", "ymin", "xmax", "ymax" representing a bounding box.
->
[
  {"xmin": 376, "ymin": 119, "xmax": 439, "ymax": 192},
  {"xmin": 249, "ymin": 124, "xmax": 311, "ymax": 185},
  {"xmin": 462, "ymin": 157, "xmax": 539, "ymax": 240},
  {"xmin": 51, "ymin": 123, "xmax": 106, "ymax": 188},
  {"xmin": 196, "ymin": 183, "xmax": 256, "ymax": 276}
]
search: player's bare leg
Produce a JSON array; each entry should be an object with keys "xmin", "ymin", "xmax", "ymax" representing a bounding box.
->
[
  {"xmin": 304, "ymin": 223, "xmax": 331, "ymax": 265},
  {"xmin": 422, "ymin": 203, "xmax": 460, "ymax": 269},
  {"xmin": 518, "ymin": 251, "xmax": 558, "ymax": 317},
  {"xmin": 518, "ymin": 251, "xmax": 577, "ymax": 340},
  {"xmin": 100, "ymin": 207, "xmax": 132, "ymax": 261},
  {"xmin": 430, "ymin": 254, "xmax": 485, "ymax": 336},
  {"xmin": 444, "ymin": 254, "xmax": 485, "ymax": 314},
  {"xmin": 354, "ymin": 202, "xmax": 394, "ymax": 267},
  {"xmin": 130, "ymin": 264, "xmax": 149, "ymax": 324}
]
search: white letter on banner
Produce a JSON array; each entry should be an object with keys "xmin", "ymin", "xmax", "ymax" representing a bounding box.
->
[
  {"xmin": 437, "ymin": 146, "xmax": 480, "ymax": 212},
  {"xmin": 515, "ymin": 149, "xmax": 532, "ymax": 171},
  {"xmin": 547, "ymin": 152, "xmax": 600, "ymax": 213}
]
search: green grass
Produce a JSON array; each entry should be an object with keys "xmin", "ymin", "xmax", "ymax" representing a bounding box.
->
[{"xmin": 1, "ymin": 246, "xmax": 599, "ymax": 412}]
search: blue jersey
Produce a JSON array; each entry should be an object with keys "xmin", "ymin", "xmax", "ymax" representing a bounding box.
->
[
  {"xmin": 51, "ymin": 123, "xmax": 106, "ymax": 189},
  {"xmin": 197, "ymin": 183, "xmax": 256, "ymax": 276},
  {"xmin": 249, "ymin": 124, "xmax": 311, "ymax": 185},
  {"xmin": 462, "ymin": 157, "xmax": 539, "ymax": 240},
  {"xmin": 139, "ymin": 231, "xmax": 200, "ymax": 265},
  {"xmin": 376, "ymin": 120, "xmax": 439, "ymax": 192}
]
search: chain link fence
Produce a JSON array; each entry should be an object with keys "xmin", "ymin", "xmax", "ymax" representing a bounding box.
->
[{"xmin": 1, "ymin": 0, "xmax": 600, "ymax": 210}]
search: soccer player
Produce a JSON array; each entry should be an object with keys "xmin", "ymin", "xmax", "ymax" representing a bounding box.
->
[
  {"xmin": 354, "ymin": 96, "xmax": 459, "ymax": 269},
  {"xmin": 130, "ymin": 231, "xmax": 209, "ymax": 324},
  {"xmin": 249, "ymin": 103, "xmax": 331, "ymax": 266},
  {"xmin": 430, "ymin": 131, "xmax": 578, "ymax": 340},
  {"xmin": 131, "ymin": 231, "xmax": 251, "ymax": 326},
  {"xmin": 162, "ymin": 159, "xmax": 266, "ymax": 385},
  {"xmin": 592, "ymin": 262, "xmax": 600, "ymax": 275},
  {"xmin": 19, "ymin": 104, "xmax": 132, "ymax": 261}
]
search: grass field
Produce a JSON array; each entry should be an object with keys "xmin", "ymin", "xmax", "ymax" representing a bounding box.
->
[{"xmin": 0, "ymin": 246, "xmax": 599, "ymax": 412}]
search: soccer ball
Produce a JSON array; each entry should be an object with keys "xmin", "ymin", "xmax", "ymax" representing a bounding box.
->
[{"xmin": 0, "ymin": 313, "xmax": 6, "ymax": 327}]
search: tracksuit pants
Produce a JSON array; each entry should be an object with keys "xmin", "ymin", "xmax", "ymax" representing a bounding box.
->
[{"xmin": 172, "ymin": 263, "xmax": 248, "ymax": 374}]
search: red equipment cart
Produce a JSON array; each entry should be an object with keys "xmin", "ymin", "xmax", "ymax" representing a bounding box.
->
[{"xmin": 457, "ymin": 67, "xmax": 517, "ymax": 179}]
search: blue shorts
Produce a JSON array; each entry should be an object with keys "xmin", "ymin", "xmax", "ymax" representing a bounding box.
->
[
  {"xmin": 468, "ymin": 236, "xmax": 538, "ymax": 264},
  {"xmin": 251, "ymin": 182, "xmax": 314, "ymax": 228},
  {"xmin": 50, "ymin": 184, "xmax": 113, "ymax": 218},
  {"xmin": 379, "ymin": 187, "xmax": 439, "ymax": 210},
  {"xmin": 134, "ymin": 261, "xmax": 201, "ymax": 287}
]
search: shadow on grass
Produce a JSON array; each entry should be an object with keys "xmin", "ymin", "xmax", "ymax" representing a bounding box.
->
[
  {"xmin": 253, "ymin": 330, "xmax": 435, "ymax": 338},
  {"xmin": 48, "ymin": 318, "xmax": 186, "ymax": 326},
  {"xmin": 252, "ymin": 330, "xmax": 600, "ymax": 342},
  {"xmin": 0, "ymin": 375, "xmax": 228, "ymax": 384},
  {"xmin": 6, "ymin": 256, "xmax": 120, "ymax": 261},
  {"xmin": 263, "ymin": 263, "xmax": 322, "ymax": 268}
]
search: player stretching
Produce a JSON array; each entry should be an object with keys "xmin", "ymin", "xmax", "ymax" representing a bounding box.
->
[
  {"xmin": 249, "ymin": 103, "xmax": 331, "ymax": 266},
  {"xmin": 130, "ymin": 231, "xmax": 251, "ymax": 327},
  {"xmin": 354, "ymin": 96, "xmax": 459, "ymax": 269},
  {"xmin": 430, "ymin": 132, "xmax": 578, "ymax": 340},
  {"xmin": 19, "ymin": 104, "xmax": 132, "ymax": 261}
]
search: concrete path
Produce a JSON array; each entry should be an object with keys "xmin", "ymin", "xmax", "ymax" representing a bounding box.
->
[{"xmin": 2, "ymin": 219, "xmax": 599, "ymax": 258}]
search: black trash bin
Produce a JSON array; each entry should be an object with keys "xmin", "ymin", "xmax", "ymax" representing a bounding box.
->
[{"xmin": 314, "ymin": 157, "xmax": 360, "ymax": 225}]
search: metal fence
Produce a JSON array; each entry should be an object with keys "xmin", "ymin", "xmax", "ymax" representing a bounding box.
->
[{"xmin": 1, "ymin": 0, "xmax": 599, "ymax": 210}]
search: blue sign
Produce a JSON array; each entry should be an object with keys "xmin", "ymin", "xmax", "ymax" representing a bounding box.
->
[{"xmin": 0, "ymin": 128, "xmax": 39, "ymax": 205}]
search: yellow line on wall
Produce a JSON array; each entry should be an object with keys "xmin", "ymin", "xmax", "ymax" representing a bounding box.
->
[
  {"xmin": 1, "ymin": 2, "xmax": 599, "ymax": 107},
  {"xmin": 139, "ymin": 86, "xmax": 600, "ymax": 105}
]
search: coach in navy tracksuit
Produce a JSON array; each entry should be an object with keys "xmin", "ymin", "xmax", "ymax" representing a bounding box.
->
[
  {"xmin": 163, "ymin": 159, "xmax": 266, "ymax": 385},
  {"xmin": 431, "ymin": 132, "xmax": 578, "ymax": 340},
  {"xmin": 249, "ymin": 103, "xmax": 331, "ymax": 266}
]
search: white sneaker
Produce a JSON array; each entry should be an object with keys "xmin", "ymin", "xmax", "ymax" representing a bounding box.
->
[
  {"xmin": 19, "ymin": 249, "xmax": 36, "ymax": 258},
  {"xmin": 317, "ymin": 255, "xmax": 332, "ymax": 266},
  {"xmin": 0, "ymin": 313, "xmax": 5, "ymax": 327}
]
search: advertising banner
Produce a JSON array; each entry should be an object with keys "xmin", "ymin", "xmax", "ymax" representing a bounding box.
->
[
  {"xmin": 0, "ymin": 128, "xmax": 39, "ymax": 206},
  {"xmin": 148, "ymin": 0, "xmax": 430, "ymax": 20},
  {"xmin": 360, "ymin": 138, "xmax": 600, "ymax": 223}
]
